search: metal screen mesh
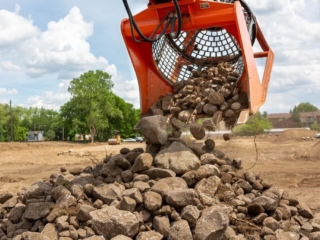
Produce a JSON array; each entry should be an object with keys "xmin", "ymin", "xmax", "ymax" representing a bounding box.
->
[{"xmin": 151, "ymin": 0, "xmax": 255, "ymax": 85}]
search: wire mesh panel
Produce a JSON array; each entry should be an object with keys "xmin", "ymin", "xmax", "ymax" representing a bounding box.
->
[{"xmin": 151, "ymin": 0, "xmax": 256, "ymax": 85}]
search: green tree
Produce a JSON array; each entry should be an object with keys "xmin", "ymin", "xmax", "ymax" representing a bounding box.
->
[
  {"xmin": 64, "ymin": 70, "xmax": 121, "ymax": 143},
  {"xmin": 311, "ymin": 123, "xmax": 320, "ymax": 131},
  {"xmin": 46, "ymin": 129, "xmax": 56, "ymax": 140},
  {"xmin": 295, "ymin": 102, "xmax": 319, "ymax": 112},
  {"xmin": 233, "ymin": 112, "xmax": 272, "ymax": 136},
  {"xmin": 291, "ymin": 106, "xmax": 301, "ymax": 126}
]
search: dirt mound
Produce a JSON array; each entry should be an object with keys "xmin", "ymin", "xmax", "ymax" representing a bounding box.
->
[
  {"xmin": 294, "ymin": 140, "xmax": 320, "ymax": 160},
  {"xmin": 277, "ymin": 129, "xmax": 317, "ymax": 141}
]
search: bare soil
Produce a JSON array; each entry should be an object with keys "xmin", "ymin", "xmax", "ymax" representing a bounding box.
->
[{"xmin": 1, "ymin": 134, "xmax": 320, "ymax": 213}]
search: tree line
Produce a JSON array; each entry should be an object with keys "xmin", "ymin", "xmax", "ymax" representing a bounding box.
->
[{"xmin": 0, "ymin": 70, "xmax": 140, "ymax": 142}]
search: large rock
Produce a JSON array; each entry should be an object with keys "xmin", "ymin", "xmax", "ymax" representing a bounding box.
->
[
  {"xmin": 8, "ymin": 203, "xmax": 26, "ymax": 223},
  {"xmin": 165, "ymin": 189, "xmax": 198, "ymax": 208},
  {"xmin": 140, "ymin": 116, "xmax": 168, "ymax": 145},
  {"xmin": 181, "ymin": 205, "xmax": 200, "ymax": 227},
  {"xmin": 194, "ymin": 176, "xmax": 221, "ymax": 198},
  {"xmin": 153, "ymin": 216, "xmax": 170, "ymax": 237},
  {"xmin": 21, "ymin": 181, "xmax": 53, "ymax": 203},
  {"xmin": 92, "ymin": 184, "xmax": 123, "ymax": 205},
  {"xmin": 151, "ymin": 177, "xmax": 188, "ymax": 197},
  {"xmin": 168, "ymin": 220, "xmax": 193, "ymax": 240},
  {"xmin": 0, "ymin": 191, "xmax": 13, "ymax": 204},
  {"xmin": 24, "ymin": 202, "xmax": 54, "ymax": 220},
  {"xmin": 143, "ymin": 191, "xmax": 162, "ymax": 211},
  {"xmin": 155, "ymin": 142, "xmax": 201, "ymax": 174},
  {"xmin": 194, "ymin": 206, "xmax": 229, "ymax": 240},
  {"xmin": 131, "ymin": 153, "xmax": 153, "ymax": 173},
  {"xmin": 90, "ymin": 206, "xmax": 139, "ymax": 238}
]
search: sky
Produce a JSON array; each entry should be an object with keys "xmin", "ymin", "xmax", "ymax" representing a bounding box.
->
[{"xmin": 0, "ymin": 0, "xmax": 319, "ymax": 114}]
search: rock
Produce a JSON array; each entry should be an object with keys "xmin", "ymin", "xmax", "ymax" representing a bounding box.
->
[
  {"xmin": 69, "ymin": 167, "xmax": 83, "ymax": 175},
  {"xmin": 121, "ymin": 170, "xmax": 133, "ymax": 183},
  {"xmin": 275, "ymin": 229, "xmax": 299, "ymax": 240},
  {"xmin": 181, "ymin": 170, "xmax": 197, "ymax": 187},
  {"xmin": 247, "ymin": 203, "xmax": 265, "ymax": 216},
  {"xmin": 90, "ymin": 206, "xmax": 139, "ymax": 238},
  {"xmin": 310, "ymin": 232, "xmax": 320, "ymax": 240},
  {"xmin": 132, "ymin": 181, "xmax": 150, "ymax": 192},
  {"xmin": 140, "ymin": 116, "xmax": 168, "ymax": 145},
  {"xmin": 119, "ymin": 197, "xmax": 136, "ymax": 212},
  {"xmin": 298, "ymin": 201, "xmax": 314, "ymax": 219},
  {"xmin": 133, "ymin": 174, "xmax": 150, "ymax": 182},
  {"xmin": 252, "ymin": 196, "xmax": 277, "ymax": 211},
  {"xmin": 76, "ymin": 204, "xmax": 95, "ymax": 222},
  {"xmin": 24, "ymin": 202, "xmax": 54, "ymax": 220},
  {"xmin": 194, "ymin": 205, "xmax": 229, "ymax": 240},
  {"xmin": 194, "ymin": 164, "xmax": 220, "ymax": 180},
  {"xmin": 92, "ymin": 184, "xmax": 122, "ymax": 205},
  {"xmin": 51, "ymin": 185, "xmax": 71, "ymax": 201},
  {"xmin": 151, "ymin": 177, "xmax": 188, "ymax": 197},
  {"xmin": 21, "ymin": 181, "xmax": 53, "ymax": 203},
  {"xmin": 190, "ymin": 123, "xmax": 206, "ymax": 140},
  {"xmin": 21, "ymin": 232, "xmax": 50, "ymax": 240},
  {"xmin": 153, "ymin": 216, "xmax": 170, "ymax": 237},
  {"xmin": 122, "ymin": 188, "xmax": 143, "ymax": 204},
  {"xmin": 142, "ymin": 168, "xmax": 176, "ymax": 179},
  {"xmin": 155, "ymin": 142, "xmax": 201, "ymax": 174},
  {"xmin": 120, "ymin": 147, "xmax": 131, "ymax": 155},
  {"xmin": 195, "ymin": 176, "xmax": 221, "ymax": 198},
  {"xmin": 165, "ymin": 189, "xmax": 198, "ymax": 208},
  {"xmin": 223, "ymin": 134, "xmax": 231, "ymax": 141},
  {"xmin": 263, "ymin": 217, "xmax": 280, "ymax": 231},
  {"xmin": 131, "ymin": 153, "xmax": 153, "ymax": 173},
  {"xmin": 143, "ymin": 191, "xmax": 162, "ymax": 211},
  {"xmin": 0, "ymin": 191, "xmax": 13, "ymax": 204},
  {"xmin": 136, "ymin": 231, "xmax": 163, "ymax": 240},
  {"xmin": 55, "ymin": 194, "xmax": 77, "ymax": 209},
  {"xmin": 181, "ymin": 205, "xmax": 200, "ymax": 227},
  {"xmin": 208, "ymin": 91, "xmax": 224, "ymax": 105},
  {"xmin": 8, "ymin": 203, "xmax": 26, "ymax": 223},
  {"xmin": 168, "ymin": 220, "xmax": 193, "ymax": 240},
  {"xmin": 200, "ymin": 153, "xmax": 218, "ymax": 165},
  {"xmin": 202, "ymin": 119, "xmax": 215, "ymax": 131}
]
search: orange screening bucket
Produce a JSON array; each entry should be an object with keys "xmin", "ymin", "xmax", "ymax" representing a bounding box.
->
[{"xmin": 121, "ymin": 0, "xmax": 274, "ymax": 121}]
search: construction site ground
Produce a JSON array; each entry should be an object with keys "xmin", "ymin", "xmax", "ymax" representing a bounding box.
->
[{"xmin": 1, "ymin": 133, "xmax": 320, "ymax": 213}]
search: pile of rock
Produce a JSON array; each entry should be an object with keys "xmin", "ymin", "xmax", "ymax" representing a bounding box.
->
[
  {"xmin": 145, "ymin": 62, "xmax": 248, "ymax": 140},
  {"xmin": 1, "ymin": 136, "xmax": 319, "ymax": 239},
  {"xmin": 57, "ymin": 150, "xmax": 91, "ymax": 158}
]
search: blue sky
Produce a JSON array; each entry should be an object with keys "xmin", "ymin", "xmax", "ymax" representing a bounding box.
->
[{"xmin": 0, "ymin": 0, "xmax": 319, "ymax": 113}]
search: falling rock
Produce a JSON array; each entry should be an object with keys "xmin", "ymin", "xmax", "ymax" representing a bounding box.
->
[
  {"xmin": 168, "ymin": 220, "xmax": 193, "ymax": 240},
  {"xmin": 208, "ymin": 91, "xmax": 225, "ymax": 105},
  {"xmin": 190, "ymin": 123, "xmax": 206, "ymax": 140},
  {"xmin": 151, "ymin": 177, "xmax": 188, "ymax": 197},
  {"xmin": 194, "ymin": 205, "xmax": 229, "ymax": 240},
  {"xmin": 90, "ymin": 206, "xmax": 139, "ymax": 239},
  {"xmin": 155, "ymin": 142, "xmax": 201, "ymax": 174},
  {"xmin": 140, "ymin": 115, "xmax": 168, "ymax": 145},
  {"xmin": 92, "ymin": 183, "xmax": 123, "ymax": 205},
  {"xmin": 195, "ymin": 176, "xmax": 221, "ymax": 198},
  {"xmin": 202, "ymin": 119, "xmax": 215, "ymax": 131},
  {"xmin": 24, "ymin": 202, "xmax": 54, "ymax": 221},
  {"xmin": 136, "ymin": 231, "xmax": 163, "ymax": 240},
  {"xmin": 165, "ymin": 189, "xmax": 198, "ymax": 208},
  {"xmin": 131, "ymin": 153, "xmax": 153, "ymax": 173}
]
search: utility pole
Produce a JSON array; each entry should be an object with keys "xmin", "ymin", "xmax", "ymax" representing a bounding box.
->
[{"xmin": 10, "ymin": 100, "xmax": 13, "ymax": 141}]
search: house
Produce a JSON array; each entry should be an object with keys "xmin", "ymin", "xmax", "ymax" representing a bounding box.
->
[
  {"xmin": 27, "ymin": 131, "xmax": 44, "ymax": 142},
  {"xmin": 267, "ymin": 111, "xmax": 320, "ymax": 128}
]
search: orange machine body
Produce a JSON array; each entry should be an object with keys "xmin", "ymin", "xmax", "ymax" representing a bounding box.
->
[{"xmin": 121, "ymin": 0, "xmax": 274, "ymax": 116}]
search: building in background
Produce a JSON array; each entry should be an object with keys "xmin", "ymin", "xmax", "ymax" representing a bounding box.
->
[
  {"xmin": 267, "ymin": 111, "xmax": 320, "ymax": 128},
  {"xmin": 27, "ymin": 131, "xmax": 44, "ymax": 142}
]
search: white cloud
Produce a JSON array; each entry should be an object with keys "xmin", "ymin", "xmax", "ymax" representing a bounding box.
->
[
  {"xmin": 1, "ymin": 60, "xmax": 20, "ymax": 71},
  {"xmin": 0, "ymin": 88, "xmax": 18, "ymax": 95},
  {"xmin": 0, "ymin": 5, "xmax": 39, "ymax": 48}
]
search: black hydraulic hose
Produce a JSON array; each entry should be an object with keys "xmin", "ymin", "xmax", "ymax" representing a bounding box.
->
[{"xmin": 123, "ymin": 0, "xmax": 182, "ymax": 42}]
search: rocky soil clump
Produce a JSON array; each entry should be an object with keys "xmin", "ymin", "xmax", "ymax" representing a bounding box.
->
[
  {"xmin": 1, "ymin": 136, "xmax": 319, "ymax": 239},
  {"xmin": 144, "ymin": 62, "xmax": 248, "ymax": 140}
]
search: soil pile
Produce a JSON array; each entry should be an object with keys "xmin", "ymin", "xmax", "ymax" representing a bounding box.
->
[
  {"xmin": 1, "ymin": 136, "xmax": 319, "ymax": 239},
  {"xmin": 278, "ymin": 129, "xmax": 317, "ymax": 141},
  {"xmin": 294, "ymin": 140, "xmax": 320, "ymax": 161}
]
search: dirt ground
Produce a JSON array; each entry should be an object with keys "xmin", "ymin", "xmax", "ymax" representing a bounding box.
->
[{"xmin": 1, "ymin": 134, "xmax": 320, "ymax": 213}]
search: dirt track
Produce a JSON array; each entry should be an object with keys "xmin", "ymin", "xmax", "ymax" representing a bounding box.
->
[{"xmin": 1, "ymin": 136, "xmax": 320, "ymax": 213}]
